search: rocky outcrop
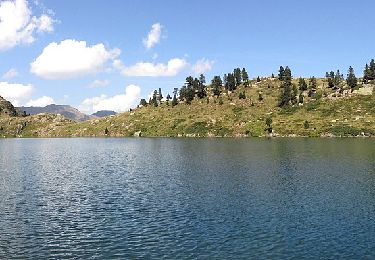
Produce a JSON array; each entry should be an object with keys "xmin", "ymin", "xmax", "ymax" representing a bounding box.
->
[{"xmin": 0, "ymin": 96, "xmax": 19, "ymax": 117}]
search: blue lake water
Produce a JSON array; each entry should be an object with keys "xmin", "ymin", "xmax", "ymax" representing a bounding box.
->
[{"xmin": 0, "ymin": 138, "xmax": 375, "ymax": 259}]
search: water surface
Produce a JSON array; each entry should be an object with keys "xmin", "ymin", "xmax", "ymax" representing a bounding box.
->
[{"xmin": 0, "ymin": 138, "xmax": 374, "ymax": 259}]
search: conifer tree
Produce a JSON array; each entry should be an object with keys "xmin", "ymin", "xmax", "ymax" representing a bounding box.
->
[
  {"xmin": 369, "ymin": 59, "xmax": 375, "ymax": 80},
  {"xmin": 346, "ymin": 66, "xmax": 357, "ymax": 91},
  {"xmin": 234, "ymin": 68, "xmax": 242, "ymax": 86},
  {"xmin": 242, "ymin": 68, "xmax": 249, "ymax": 83},
  {"xmin": 298, "ymin": 77, "xmax": 308, "ymax": 91},
  {"xmin": 211, "ymin": 76, "xmax": 222, "ymax": 97},
  {"xmin": 278, "ymin": 66, "xmax": 292, "ymax": 107},
  {"xmin": 278, "ymin": 66, "xmax": 285, "ymax": 80},
  {"xmin": 291, "ymin": 85, "xmax": 298, "ymax": 105}
]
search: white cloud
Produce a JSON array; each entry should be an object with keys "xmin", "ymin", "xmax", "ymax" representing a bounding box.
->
[
  {"xmin": 2, "ymin": 68, "xmax": 19, "ymax": 79},
  {"xmin": 79, "ymin": 84, "xmax": 141, "ymax": 114},
  {"xmin": 192, "ymin": 58, "xmax": 214, "ymax": 74},
  {"xmin": 89, "ymin": 79, "xmax": 110, "ymax": 88},
  {"xmin": 25, "ymin": 95, "xmax": 54, "ymax": 106},
  {"xmin": 0, "ymin": 0, "xmax": 54, "ymax": 51},
  {"xmin": 116, "ymin": 58, "xmax": 187, "ymax": 77},
  {"xmin": 30, "ymin": 39, "xmax": 121, "ymax": 79},
  {"xmin": 0, "ymin": 81, "xmax": 34, "ymax": 106},
  {"xmin": 143, "ymin": 23, "xmax": 162, "ymax": 49}
]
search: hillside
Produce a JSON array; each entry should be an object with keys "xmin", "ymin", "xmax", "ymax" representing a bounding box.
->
[
  {"xmin": 1, "ymin": 77, "xmax": 374, "ymax": 138},
  {"xmin": 0, "ymin": 96, "xmax": 20, "ymax": 117}
]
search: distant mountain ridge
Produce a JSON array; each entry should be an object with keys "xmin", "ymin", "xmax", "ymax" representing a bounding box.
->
[
  {"xmin": 92, "ymin": 110, "xmax": 117, "ymax": 117},
  {"xmin": 19, "ymin": 104, "xmax": 92, "ymax": 122},
  {"xmin": 19, "ymin": 104, "xmax": 117, "ymax": 122}
]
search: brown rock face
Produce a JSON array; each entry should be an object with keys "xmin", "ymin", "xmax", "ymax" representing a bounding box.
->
[{"xmin": 0, "ymin": 96, "xmax": 19, "ymax": 117}]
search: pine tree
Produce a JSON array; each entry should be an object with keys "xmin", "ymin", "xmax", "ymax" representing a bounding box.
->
[
  {"xmin": 333, "ymin": 70, "xmax": 342, "ymax": 89},
  {"xmin": 140, "ymin": 99, "xmax": 147, "ymax": 106},
  {"xmin": 298, "ymin": 77, "xmax": 307, "ymax": 91},
  {"xmin": 152, "ymin": 90, "xmax": 158, "ymax": 107},
  {"xmin": 172, "ymin": 94, "xmax": 178, "ymax": 107},
  {"xmin": 278, "ymin": 66, "xmax": 292, "ymax": 107},
  {"xmin": 256, "ymin": 76, "xmax": 261, "ymax": 82},
  {"xmin": 291, "ymin": 85, "xmax": 298, "ymax": 105},
  {"xmin": 278, "ymin": 66, "xmax": 285, "ymax": 80},
  {"xmin": 199, "ymin": 74, "xmax": 206, "ymax": 85},
  {"xmin": 211, "ymin": 76, "xmax": 222, "ymax": 97},
  {"xmin": 234, "ymin": 68, "xmax": 242, "ymax": 86},
  {"xmin": 226, "ymin": 73, "xmax": 236, "ymax": 91},
  {"xmin": 369, "ymin": 59, "xmax": 375, "ymax": 80},
  {"xmin": 242, "ymin": 68, "xmax": 249, "ymax": 83},
  {"xmin": 346, "ymin": 66, "xmax": 357, "ymax": 91},
  {"xmin": 157, "ymin": 88, "xmax": 163, "ymax": 104},
  {"xmin": 308, "ymin": 76, "xmax": 317, "ymax": 97},
  {"xmin": 363, "ymin": 64, "xmax": 370, "ymax": 83}
]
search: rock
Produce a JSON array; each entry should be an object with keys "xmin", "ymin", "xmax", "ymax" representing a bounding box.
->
[{"xmin": 134, "ymin": 131, "xmax": 142, "ymax": 137}]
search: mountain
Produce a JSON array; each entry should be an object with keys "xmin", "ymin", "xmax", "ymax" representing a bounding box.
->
[
  {"xmin": 91, "ymin": 110, "xmax": 117, "ymax": 118},
  {"xmin": 19, "ymin": 104, "xmax": 93, "ymax": 122},
  {"xmin": 0, "ymin": 96, "xmax": 20, "ymax": 117}
]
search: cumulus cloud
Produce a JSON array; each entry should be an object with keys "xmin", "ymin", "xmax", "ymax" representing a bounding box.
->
[
  {"xmin": 89, "ymin": 79, "xmax": 110, "ymax": 88},
  {"xmin": 2, "ymin": 69, "xmax": 19, "ymax": 79},
  {"xmin": 79, "ymin": 84, "xmax": 141, "ymax": 114},
  {"xmin": 143, "ymin": 23, "xmax": 162, "ymax": 49},
  {"xmin": 0, "ymin": 0, "xmax": 54, "ymax": 51},
  {"xmin": 30, "ymin": 39, "xmax": 121, "ymax": 79},
  {"xmin": 115, "ymin": 58, "xmax": 187, "ymax": 77},
  {"xmin": 192, "ymin": 58, "xmax": 214, "ymax": 74},
  {"xmin": 0, "ymin": 81, "xmax": 34, "ymax": 106},
  {"xmin": 25, "ymin": 95, "xmax": 54, "ymax": 107}
]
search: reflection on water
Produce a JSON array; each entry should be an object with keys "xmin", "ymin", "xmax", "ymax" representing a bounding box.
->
[{"xmin": 0, "ymin": 138, "xmax": 374, "ymax": 259}]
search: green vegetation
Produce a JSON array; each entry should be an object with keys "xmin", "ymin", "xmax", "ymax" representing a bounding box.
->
[{"xmin": 1, "ymin": 61, "xmax": 375, "ymax": 138}]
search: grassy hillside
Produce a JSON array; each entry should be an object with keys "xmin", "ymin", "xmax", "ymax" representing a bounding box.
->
[{"xmin": 1, "ymin": 78, "xmax": 374, "ymax": 138}]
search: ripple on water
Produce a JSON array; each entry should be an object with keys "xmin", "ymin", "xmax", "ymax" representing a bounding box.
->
[{"xmin": 0, "ymin": 138, "xmax": 375, "ymax": 259}]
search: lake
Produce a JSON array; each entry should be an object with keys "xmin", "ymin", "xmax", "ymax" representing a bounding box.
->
[{"xmin": 0, "ymin": 138, "xmax": 374, "ymax": 259}]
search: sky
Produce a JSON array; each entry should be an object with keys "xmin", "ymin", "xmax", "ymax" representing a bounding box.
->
[{"xmin": 0, "ymin": 0, "xmax": 374, "ymax": 114}]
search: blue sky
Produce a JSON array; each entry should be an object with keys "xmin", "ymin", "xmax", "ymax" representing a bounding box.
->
[{"xmin": 0, "ymin": 0, "xmax": 374, "ymax": 113}]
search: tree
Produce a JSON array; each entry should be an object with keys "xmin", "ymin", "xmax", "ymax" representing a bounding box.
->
[
  {"xmin": 278, "ymin": 66, "xmax": 285, "ymax": 80},
  {"xmin": 157, "ymin": 88, "xmax": 163, "ymax": 104},
  {"xmin": 364, "ymin": 64, "xmax": 371, "ymax": 83},
  {"xmin": 326, "ymin": 71, "xmax": 335, "ymax": 88},
  {"xmin": 256, "ymin": 76, "xmax": 261, "ymax": 82},
  {"xmin": 140, "ymin": 99, "xmax": 147, "ymax": 106},
  {"xmin": 226, "ymin": 73, "xmax": 236, "ymax": 91},
  {"xmin": 211, "ymin": 76, "xmax": 222, "ymax": 97},
  {"xmin": 239, "ymin": 91, "xmax": 246, "ymax": 99},
  {"xmin": 346, "ymin": 66, "xmax": 357, "ymax": 91},
  {"xmin": 265, "ymin": 117, "xmax": 272, "ymax": 133},
  {"xmin": 308, "ymin": 76, "xmax": 317, "ymax": 97},
  {"xmin": 172, "ymin": 94, "xmax": 178, "ymax": 107},
  {"xmin": 199, "ymin": 74, "xmax": 206, "ymax": 85},
  {"xmin": 234, "ymin": 68, "xmax": 242, "ymax": 86},
  {"xmin": 152, "ymin": 90, "xmax": 158, "ymax": 107},
  {"xmin": 298, "ymin": 77, "xmax": 307, "ymax": 91},
  {"xmin": 242, "ymin": 68, "xmax": 249, "ymax": 84},
  {"xmin": 369, "ymin": 59, "xmax": 375, "ymax": 80},
  {"xmin": 304, "ymin": 120, "xmax": 309, "ymax": 129},
  {"xmin": 333, "ymin": 70, "xmax": 342, "ymax": 89},
  {"xmin": 166, "ymin": 94, "xmax": 171, "ymax": 106},
  {"xmin": 278, "ymin": 66, "xmax": 292, "ymax": 107}
]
